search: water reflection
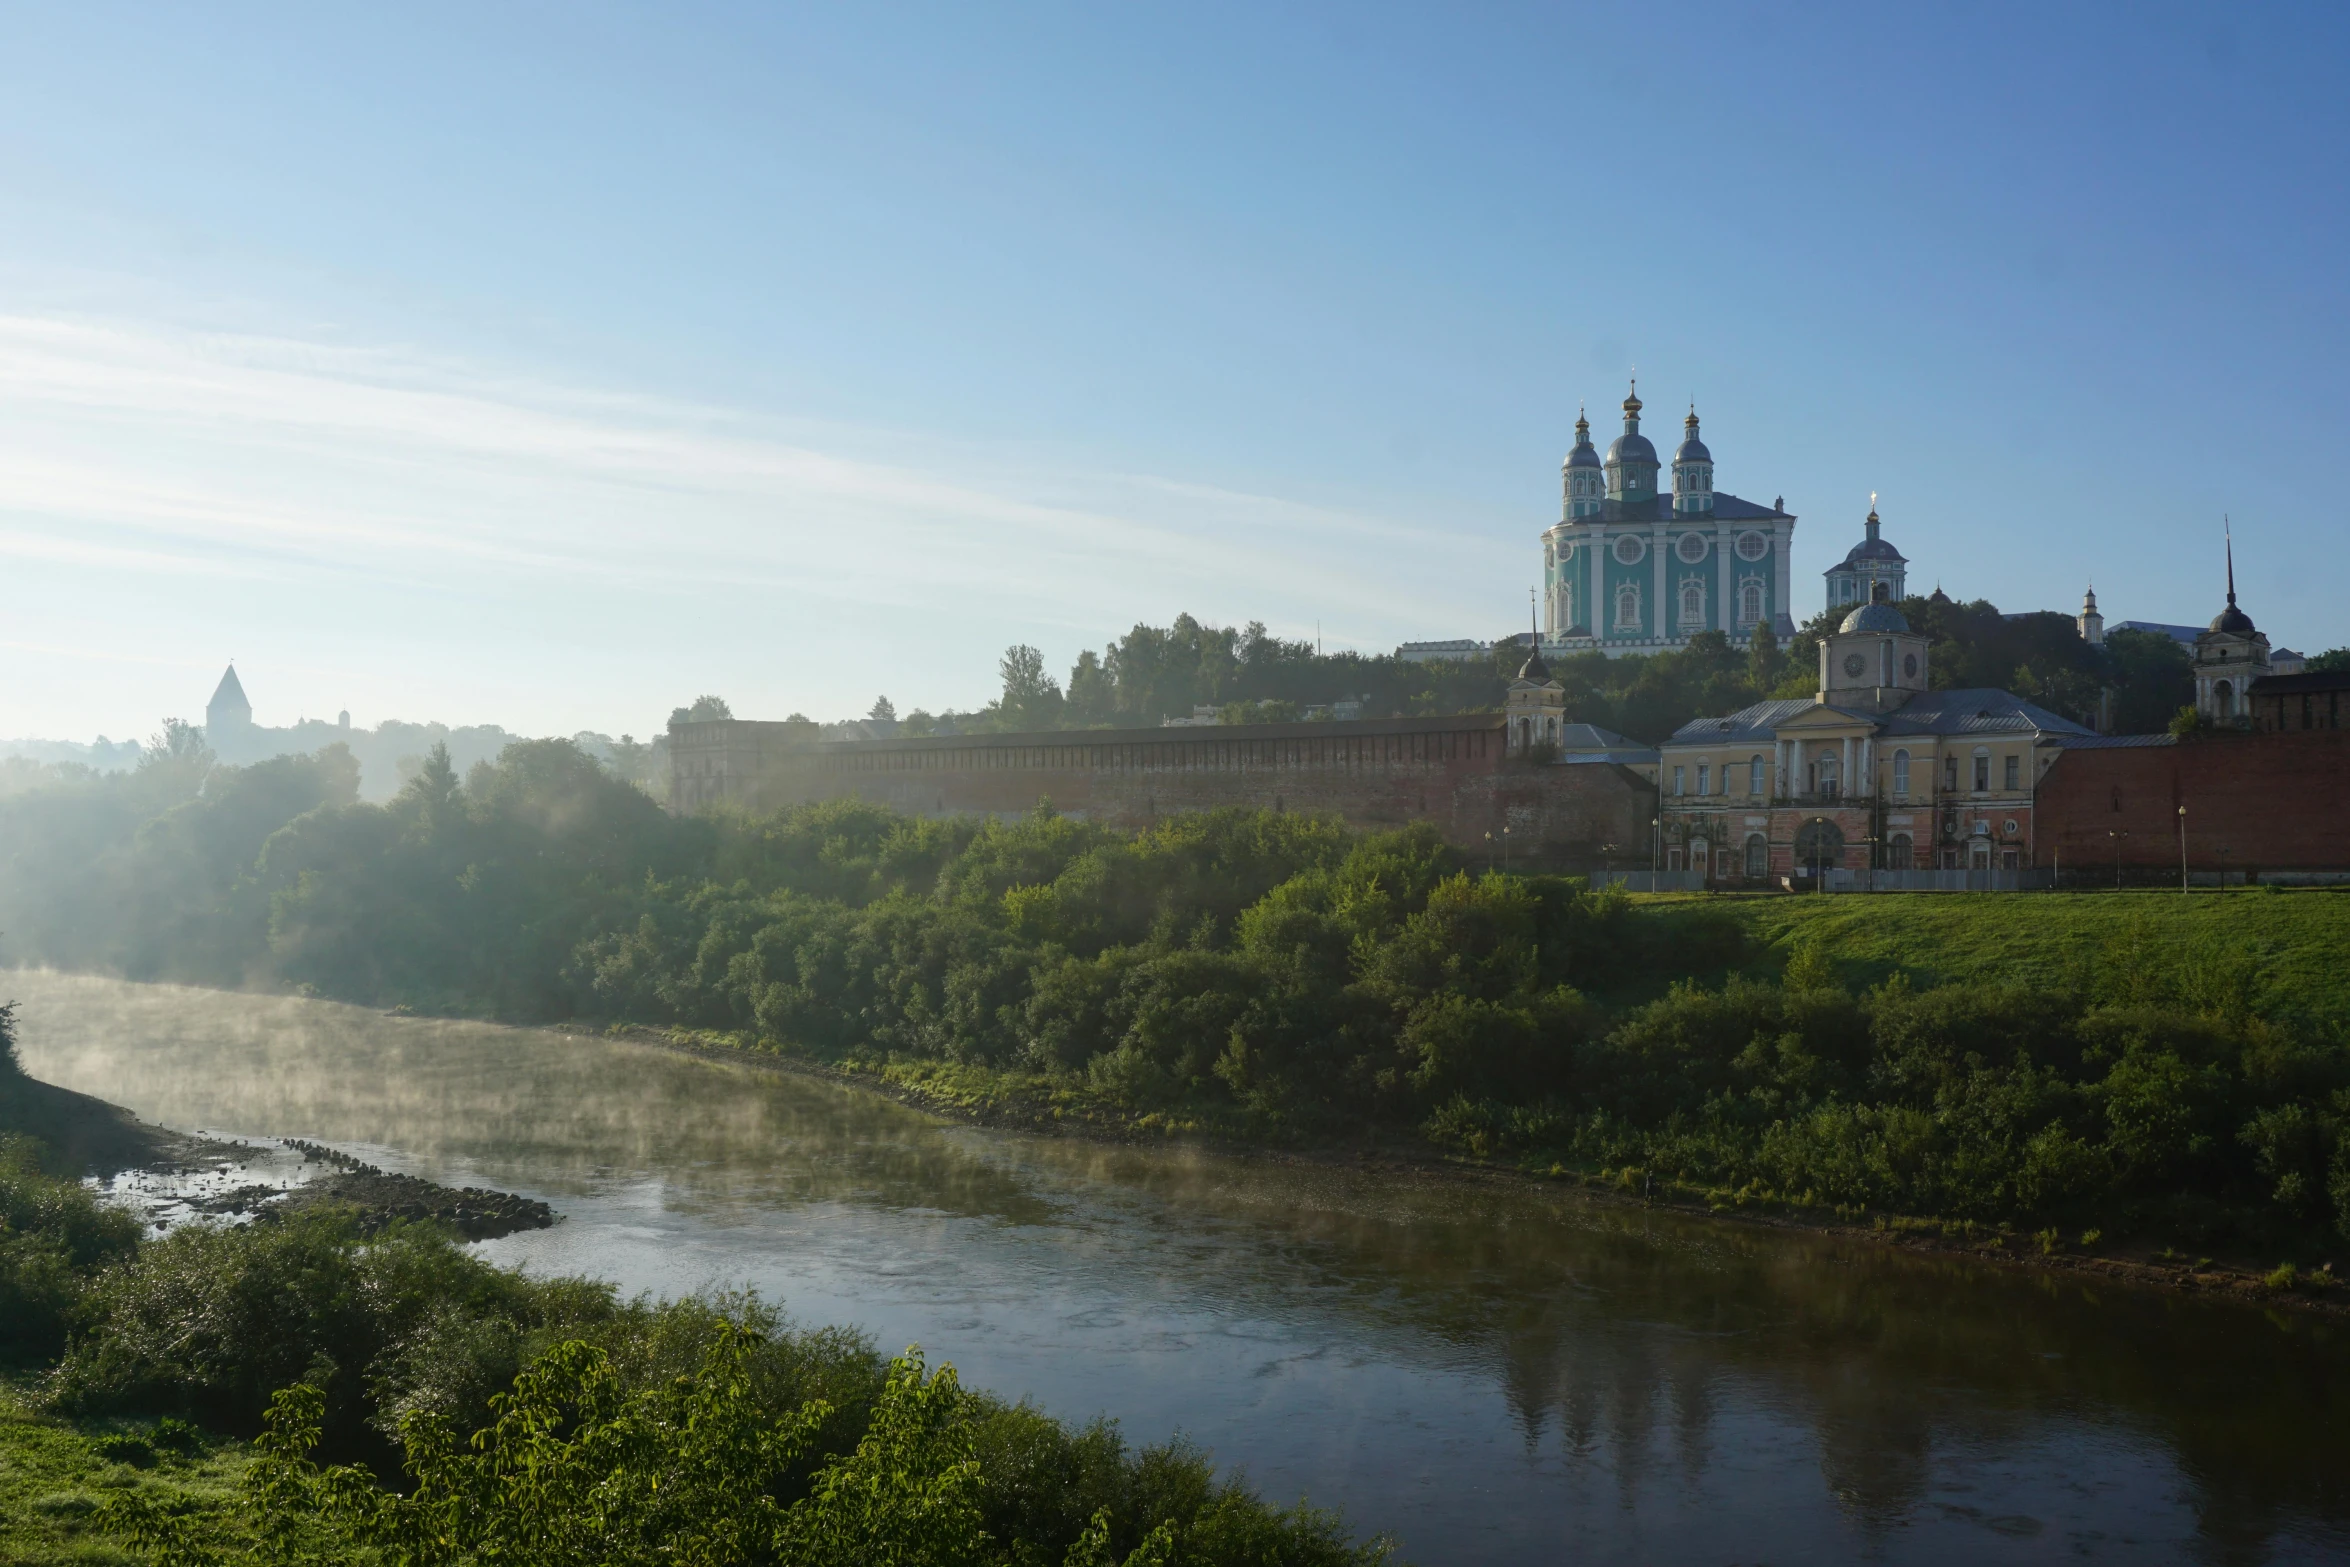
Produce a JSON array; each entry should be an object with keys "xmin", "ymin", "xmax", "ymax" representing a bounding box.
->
[{"xmin": 11, "ymin": 969, "xmax": 2348, "ymax": 1566}]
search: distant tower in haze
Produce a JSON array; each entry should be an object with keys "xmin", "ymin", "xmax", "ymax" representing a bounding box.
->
[
  {"xmin": 2077, "ymin": 583, "xmax": 2104, "ymax": 646},
  {"xmin": 206, "ymin": 664, "xmax": 253, "ymax": 755}
]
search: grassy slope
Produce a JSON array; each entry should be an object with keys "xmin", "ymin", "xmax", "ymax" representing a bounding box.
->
[
  {"xmin": 1657, "ymin": 888, "xmax": 2350, "ymax": 1018},
  {"xmin": 0, "ymin": 1387, "xmax": 258, "ymax": 1566}
]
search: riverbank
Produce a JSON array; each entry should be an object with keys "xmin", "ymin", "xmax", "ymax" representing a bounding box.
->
[
  {"xmin": 616, "ymin": 1023, "xmax": 2350, "ymax": 1319},
  {"xmin": 1, "ymin": 1068, "xmax": 556, "ymax": 1241}
]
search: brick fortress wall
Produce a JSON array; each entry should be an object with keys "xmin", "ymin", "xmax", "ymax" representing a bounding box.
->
[
  {"xmin": 670, "ymin": 714, "xmax": 1654, "ymax": 871},
  {"xmin": 2036, "ymin": 732, "xmax": 2350, "ymax": 875}
]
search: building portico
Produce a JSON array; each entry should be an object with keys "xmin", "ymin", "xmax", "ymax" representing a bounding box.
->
[{"xmin": 1655, "ymin": 586, "xmax": 2092, "ymax": 881}]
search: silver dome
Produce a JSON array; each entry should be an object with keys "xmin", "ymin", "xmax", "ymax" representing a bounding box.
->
[{"xmin": 1839, "ymin": 601, "xmax": 1911, "ymax": 634}]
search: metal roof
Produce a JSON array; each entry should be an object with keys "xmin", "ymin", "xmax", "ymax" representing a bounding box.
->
[
  {"xmin": 1664, "ymin": 689, "xmax": 2093, "ymax": 747},
  {"xmin": 1551, "ymin": 493, "xmax": 1787, "ymax": 524},
  {"xmin": 1664, "ymin": 698, "xmax": 1818, "ymax": 745},
  {"xmin": 1879, "ymin": 688, "xmax": 2094, "ymax": 737}
]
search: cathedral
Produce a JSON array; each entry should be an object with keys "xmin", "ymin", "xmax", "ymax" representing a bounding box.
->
[{"xmin": 1541, "ymin": 384, "xmax": 1799, "ymax": 655}]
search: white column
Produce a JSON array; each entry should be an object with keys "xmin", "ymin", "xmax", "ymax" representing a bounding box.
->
[
  {"xmin": 1590, "ymin": 527, "xmax": 1606, "ymax": 637},
  {"xmin": 1774, "ymin": 524, "xmax": 1793, "ymax": 626},
  {"xmin": 1789, "ymin": 738, "xmax": 1803, "ymax": 798},
  {"xmin": 1653, "ymin": 523, "xmax": 1668, "ymax": 645},
  {"xmin": 1717, "ymin": 522, "xmax": 1732, "ymax": 634}
]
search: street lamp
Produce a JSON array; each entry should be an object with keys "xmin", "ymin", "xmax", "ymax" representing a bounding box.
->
[
  {"xmin": 2177, "ymin": 804, "xmax": 2188, "ymax": 893},
  {"xmin": 1809, "ymin": 815, "xmax": 1831, "ymax": 893},
  {"xmin": 2106, "ymin": 828, "xmax": 2128, "ymax": 892},
  {"xmin": 1651, "ymin": 816, "xmax": 1662, "ymax": 885}
]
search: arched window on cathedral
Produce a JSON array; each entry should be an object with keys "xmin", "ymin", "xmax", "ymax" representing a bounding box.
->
[
  {"xmin": 1679, "ymin": 580, "xmax": 1705, "ymax": 627},
  {"xmin": 1892, "ymin": 749, "xmax": 1910, "ymax": 796},
  {"xmin": 1739, "ymin": 580, "xmax": 1763, "ymax": 627},
  {"xmin": 1615, "ymin": 583, "xmax": 1641, "ymax": 630}
]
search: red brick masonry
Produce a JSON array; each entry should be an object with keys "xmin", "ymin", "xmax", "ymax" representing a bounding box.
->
[
  {"xmin": 2036, "ymin": 731, "xmax": 2350, "ymax": 873},
  {"xmin": 671, "ymin": 714, "xmax": 1654, "ymax": 872}
]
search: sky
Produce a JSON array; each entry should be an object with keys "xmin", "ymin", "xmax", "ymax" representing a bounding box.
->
[{"xmin": 2, "ymin": 1, "xmax": 2346, "ymax": 743}]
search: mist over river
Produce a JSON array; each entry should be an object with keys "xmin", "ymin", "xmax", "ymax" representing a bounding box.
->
[{"xmin": 10, "ymin": 968, "xmax": 2347, "ymax": 1565}]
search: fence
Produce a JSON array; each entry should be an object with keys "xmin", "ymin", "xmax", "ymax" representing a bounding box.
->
[
  {"xmin": 1591, "ymin": 870, "xmax": 1709, "ymax": 893},
  {"xmin": 1591, "ymin": 868, "xmax": 2055, "ymax": 893}
]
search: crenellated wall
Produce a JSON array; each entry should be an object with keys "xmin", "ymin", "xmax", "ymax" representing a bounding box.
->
[{"xmin": 669, "ymin": 714, "xmax": 1653, "ymax": 871}]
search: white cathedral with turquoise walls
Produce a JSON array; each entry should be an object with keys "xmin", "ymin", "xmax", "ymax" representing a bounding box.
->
[{"xmin": 1542, "ymin": 384, "xmax": 1799, "ymax": 654}]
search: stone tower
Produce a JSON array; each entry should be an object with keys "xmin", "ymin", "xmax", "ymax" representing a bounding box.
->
[
  {"xmin": 2194, "ymin": 528, "xmax": 2269, "ymax": 726},
  {"xmin": 2077, "ymin": 583, "xmax": 2104, "ymax": 646},
  {"xmin": 205, "ymin": 664, "xmax": 253, "ymax": 754},
  {"xmin": 1504, "ymin": 635, "xmax": 1567, "ymax": 756}
]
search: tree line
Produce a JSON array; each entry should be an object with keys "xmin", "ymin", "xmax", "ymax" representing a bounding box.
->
[{"xmin": 849, "ymin": 598, "xmax": 2218, "ymax": 746}]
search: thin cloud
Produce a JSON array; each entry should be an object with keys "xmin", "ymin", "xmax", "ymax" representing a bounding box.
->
[{"xmin": 0, "ymin": 313, "xmax": 1506, "ymax": 630}]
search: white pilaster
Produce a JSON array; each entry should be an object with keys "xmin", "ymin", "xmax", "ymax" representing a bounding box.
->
[
  {"xmin": 1590, "ymin": 526, "xmax": 1606, "ymax": 637},
  {"xmin": 1653, "ymin": 522, "xmax": 1668, "ymax": 645},
  {"xmin": 1774, "ymin": 524, "xmax": 1793, "ymax": 624},
  {"xmin": 1717, "ymin": 522, "xmax": 1732, "ymax": 635}
]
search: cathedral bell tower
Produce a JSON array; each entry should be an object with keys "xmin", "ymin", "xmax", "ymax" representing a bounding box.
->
[{"xmin": 1561, "ymin": 407, "xmax": 1603, "ymax": 520}]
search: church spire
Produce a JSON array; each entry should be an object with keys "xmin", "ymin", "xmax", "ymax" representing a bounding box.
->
[{"xmin": 2225, "ymin": 515, "xmax": 2237, "ymax": 608}]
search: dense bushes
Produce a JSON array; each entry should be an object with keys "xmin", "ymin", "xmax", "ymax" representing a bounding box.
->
[
  {"xmin": 0, "ymin": 1136, "xmax": 141, "ymax": 1362},
  {"xmin": 2, "ymin": 1168, "xmax": 1381, "ymax": 1566}
]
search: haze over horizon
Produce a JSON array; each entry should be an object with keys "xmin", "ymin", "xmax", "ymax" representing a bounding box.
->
[{"xmin": 3, "ymin": 2, "xmax": 2345, "ymax": 744}]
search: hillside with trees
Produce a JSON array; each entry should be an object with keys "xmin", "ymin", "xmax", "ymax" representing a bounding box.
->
[{"xmin": 903, "ymin": 597, "xmax": 2217, "ymax": 744}]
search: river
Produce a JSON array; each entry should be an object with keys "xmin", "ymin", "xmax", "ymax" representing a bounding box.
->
[{"xmin": 10, "ymin": 968, "xmax": 2348, "ymax": 1565}]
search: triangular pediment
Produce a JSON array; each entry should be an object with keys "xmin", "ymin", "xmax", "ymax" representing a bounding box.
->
[{"xmin": 1772, "ymin": 702, "xmax": 1881, "ymax": 734}]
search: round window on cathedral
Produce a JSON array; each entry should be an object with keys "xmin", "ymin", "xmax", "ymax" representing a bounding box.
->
[
  {"xmin": 1735, "ymin": 531, "xmax": 1768, "ymax": 562},
  {"xmin": 1903, "ymin": 652, "xmax": 1919, "ymax": 678},
  {"xmin": 1842, "ymin": 652, "xmax": 1867, "ymax": 678},
  {"xmin": 1675, "ymin": 532, "xmax": 1708, "ymax": 563},
  {"xmin": 1613, "ymin": 535, "xmax": 1646, "ymax": 565},
  {"xmin": 1555, "ymin": 539, "xmax": 1573, "ymax": 563}
]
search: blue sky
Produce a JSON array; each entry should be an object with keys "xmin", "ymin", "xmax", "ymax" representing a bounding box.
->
[{"xmin": 2, "ymin": 2, "xmax": 2344, "ymax": 742}]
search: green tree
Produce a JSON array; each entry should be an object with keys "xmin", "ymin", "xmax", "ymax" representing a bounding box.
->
[
  {"xmin": 669, "ymin": 695, "xmax": 733, "ymax": 727},
  {"xmin": 995, "ymin": 645, "xmax": 1067, "ymax": 731},
  {"xmin": 1747, "ymin": 620, "xmax": 1783, "ymax": 693}
]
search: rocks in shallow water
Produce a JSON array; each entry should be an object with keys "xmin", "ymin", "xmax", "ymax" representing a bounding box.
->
[
  {"xmin": 297, "ymin": 1170, "xmax": 555, "ymax": 1239},
  {"xmin": 180, "ymin": 1157, "xmax": 556, "ymax": 1240}
]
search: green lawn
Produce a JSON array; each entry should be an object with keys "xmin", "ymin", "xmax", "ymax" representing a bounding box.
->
[
  {"xmin": 1643, "ymin": 887, "xmax": 2350, "ymax": 1020},
  {"xmin": 0, "ymin": 1386, "xmax": 257, "ymax": 1566}
]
